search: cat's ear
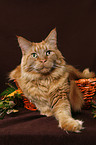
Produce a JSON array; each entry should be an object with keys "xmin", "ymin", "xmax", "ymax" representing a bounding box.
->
[
  {"xmin": 17, "ymin": 36, "xmax": 32, "ymax": 55},
  {"xmin": 45, "ymin": 28, "xmax": 57, "ymax": 48}
]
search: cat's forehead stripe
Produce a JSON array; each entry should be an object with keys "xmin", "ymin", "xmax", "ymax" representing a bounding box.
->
[{"xmin": 33, "ymin": 43, "xmax": 48, "ymax": 52}]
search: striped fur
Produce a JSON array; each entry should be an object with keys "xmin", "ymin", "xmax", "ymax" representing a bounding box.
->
[{"xmin": 9, "ymin": 28, "xmax": 95, "ymax": 132}]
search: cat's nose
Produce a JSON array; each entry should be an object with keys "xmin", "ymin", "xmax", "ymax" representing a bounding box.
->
[{"xmin": 40, "ymin": 59, "xmax": 47, "ymax": 63}]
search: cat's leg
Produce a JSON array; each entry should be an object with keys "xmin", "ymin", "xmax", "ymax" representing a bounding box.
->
[
  {"xmin": 83, "ymin": 68, "xmax": 95, "ymax": 78},
  {"xmin": 35, "ymin": 103, "xmax": 53, "ymax": 117},
  {"xmin": 69, "ymin": 80, "xmax": 84, "ymax": 112},
  {"xmin": 66, "ymin": 65, "xmax": 95, "ymax": 80},
  {"xmin": 40, "ymin": 109, "xmax": 53, "ymax": 117},
  {"xmin": 52, "ymin": 98, "xmax": 83, "ymax": 132}
]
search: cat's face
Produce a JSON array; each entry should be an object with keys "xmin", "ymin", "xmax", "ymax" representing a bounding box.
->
[{"xmin": 17, "ymin": 28, "xmax": 65, "ymax": 74}]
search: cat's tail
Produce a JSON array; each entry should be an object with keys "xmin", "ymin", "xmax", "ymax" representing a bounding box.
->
[{"xmin": 66, "ymin": 65, "xmax": 95, "ymax": 80}]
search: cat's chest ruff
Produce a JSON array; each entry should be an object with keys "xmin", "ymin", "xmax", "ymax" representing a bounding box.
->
[
  {"xmin": 37, "ymin": 72, "xmax": 69, "ymax": 94},
  {"xmin": 38, "ymin": 79, "xmax": 51, "ymax": 93}
]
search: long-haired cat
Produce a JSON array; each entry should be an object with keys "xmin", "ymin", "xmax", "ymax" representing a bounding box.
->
[{"xmin": 9, "ymin": 28, "xmax": 95, "ymax": 132}]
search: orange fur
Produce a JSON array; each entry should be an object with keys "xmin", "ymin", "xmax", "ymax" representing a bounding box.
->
[{"xmin": 9, "ymin": 28, "xmax": 95, "ymax": 132}]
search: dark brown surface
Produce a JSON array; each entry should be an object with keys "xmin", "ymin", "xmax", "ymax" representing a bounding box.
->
[
  {"xmin": 0, "ymin": 109, "xmax": 96, "ymax": 145},
  {"xmin": 0, "ymin": 0, "xmax": 96, "ymax": 145}
]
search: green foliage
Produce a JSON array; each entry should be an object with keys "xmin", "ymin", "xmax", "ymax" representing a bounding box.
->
[
  {"xmin": 0, "ymin": 84, "xmax": 16, "ymax": 97},
  {"xmin": 0, "ymin": 85, "xmax": 24, "ymax": 119},
  {"xmin": 0, "ymin": 100, "xmax": 15, "ymax": 119},
  {"xmin": 91, "ymin": 96, "xmax": 96, "ymax": 118}
]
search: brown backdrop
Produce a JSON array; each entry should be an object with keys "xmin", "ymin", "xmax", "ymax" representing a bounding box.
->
[
  {"xmin": 0, "ymin": 1, "xmax": 96, "ymax": 145},
  {"xmin": 0, "ymin": 0, "xmax": 96, "ymax": 92}
]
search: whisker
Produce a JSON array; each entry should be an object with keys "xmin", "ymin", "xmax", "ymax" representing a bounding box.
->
[{"xmin": 53, "ymin": 64, "xmax": 65, "ymax": 68}]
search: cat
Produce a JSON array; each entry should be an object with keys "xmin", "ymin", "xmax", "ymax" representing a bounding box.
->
[{"xmin": 9, "ymin": 28, "xmax": 95, "ymax": 132}]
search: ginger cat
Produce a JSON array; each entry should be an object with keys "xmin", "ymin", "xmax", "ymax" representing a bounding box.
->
[{"xmin": 9, "ymin": 28, "xmax": 95, "ymax": 132}]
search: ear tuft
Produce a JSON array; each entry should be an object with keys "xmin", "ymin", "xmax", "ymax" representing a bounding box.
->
[
  {"xmin": 17, "ymin": 36, "xmax": 32, "ymax": 55},
  {"xmin": 45, "ymin": 28, "xmax": 57, "ymax": 48}
]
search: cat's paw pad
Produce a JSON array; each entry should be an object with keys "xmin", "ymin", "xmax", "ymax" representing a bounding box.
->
[{"xmin": 59, "ymin": 119, "xmax": 84, "ymax": 132}]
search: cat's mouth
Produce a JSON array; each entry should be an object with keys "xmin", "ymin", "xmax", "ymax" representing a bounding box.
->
[{"xmin": 36, "ymin": 66, "xmax": 53, "ymax": 74}]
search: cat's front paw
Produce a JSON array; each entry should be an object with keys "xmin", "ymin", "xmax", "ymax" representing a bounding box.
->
[{"xmin": 59, "ymin": 119, "xmax": 84, "ymax": 133}]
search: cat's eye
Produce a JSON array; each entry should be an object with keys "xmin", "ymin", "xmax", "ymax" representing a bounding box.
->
[
  {"xmin": 31, "ymin": 53, "xmax": 38, "ymax": 58},
  {"xmin": 46, "ymin": 50, "xmax": 51, "ymax": 56}
]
